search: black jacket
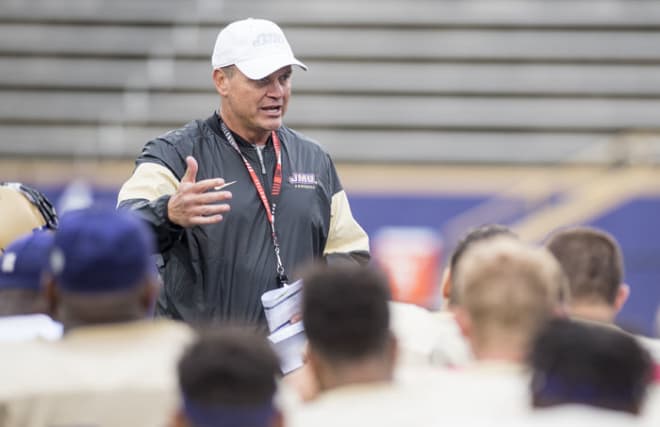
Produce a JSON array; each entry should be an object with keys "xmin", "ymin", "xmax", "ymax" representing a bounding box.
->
[{"xmin": 118, "ymin": 113, "xmax": 370, "ymax": 324}]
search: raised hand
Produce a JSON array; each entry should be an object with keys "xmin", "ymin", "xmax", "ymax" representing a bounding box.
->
[{"xmin": 167, "ymin": 156, "xmax": 232, "ymax": 227}]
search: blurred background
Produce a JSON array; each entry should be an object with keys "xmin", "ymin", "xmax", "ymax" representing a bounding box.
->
[{"xmin": 1, "ymin": 0, "xmax": 659, "ymax": 334}]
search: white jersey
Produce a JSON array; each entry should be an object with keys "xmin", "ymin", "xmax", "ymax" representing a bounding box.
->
[
  {"xmin": 0, "ymin": 319, "xmax": 193, "ymax": 427},
  {"xmin": 0, "ymin": 314, "xmax": 62, "ymax": 342}
]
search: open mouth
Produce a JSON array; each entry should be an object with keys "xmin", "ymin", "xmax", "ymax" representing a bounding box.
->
[{"xmin": 262, "ymin": 105, "xmax": 282, "ymax": 114}]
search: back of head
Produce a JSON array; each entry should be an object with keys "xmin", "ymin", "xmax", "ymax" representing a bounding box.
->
[
  {"xmin": 545, "ymin": 227, "xmax": 623, "ymax": 306},
  {"xmin": 448, "ymin": 224, "xmax": 517, "ymax": 306},
  {"xmin": 49, "ymin": 207, "xmax": 157, "ymax": 326},
  {"xmin": 0, "ymin": 229, "xmax": 54, "ymax": 316},
  {"xmin": 455, "ymin": 238, "xmax": 567, "ymax": 357},
  {"xmin": 178, "ymin": 327, "xmax": 281, "ymax": 427},
  {"xmin": 0, "ymin": 183, "xmax": 58, "ymax": 253},
  {"xmin": 51, "ymin": 207, "xmax": 155, "ymax": 294},
  {"xmin": 529, "ymin": 318, "xmax": 652, "ymax": 415},
  {"xmin": 302, "ymin": 264, "xmax": 391, "ymax": 364}
]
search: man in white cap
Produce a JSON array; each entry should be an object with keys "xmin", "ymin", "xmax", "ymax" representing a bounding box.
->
[{"xmin": 118, "ymin": 18, "xmax": 369, "ymax": 325}]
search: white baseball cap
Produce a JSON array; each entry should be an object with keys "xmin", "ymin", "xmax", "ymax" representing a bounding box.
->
[{"xmin": 211, "ymin": 18, "xmax": 308, "ymax": 80}]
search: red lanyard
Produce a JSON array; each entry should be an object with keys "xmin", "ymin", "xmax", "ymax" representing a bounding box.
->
[{"xmin": 220, "ymin": 122, "xmax": 288, "ymax": 286}]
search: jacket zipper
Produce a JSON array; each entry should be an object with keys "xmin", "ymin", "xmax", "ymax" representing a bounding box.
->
[{"xmin": 255, "ymin": 145, "xmax": 267, "ymax": 175}]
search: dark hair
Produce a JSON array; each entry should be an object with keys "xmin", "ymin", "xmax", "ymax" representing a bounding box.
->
[
  {"xmin": 529, "ymin": 318, "xmax": 653, "ymax": 415},
  {"xmin": 449, "ymin": 224, "xmax": 517, "ymax": 305},
  {"xmin": 220, "ymin": 65, "xmax": 236, "ymax": 78},
  {"xmin": 0, "ymin": 289, "xmax": 43, "ymax": 316},
  {"xmin": 178, "ymin": 327, "xmax": 280, "ymax": 408},
  {"xmin": 302, "ymin": 264, "xmax": 391, "ymax": 363},
  {"xmin": 545, "ymin": 227, "xmax": 623, "ymax": 305}
]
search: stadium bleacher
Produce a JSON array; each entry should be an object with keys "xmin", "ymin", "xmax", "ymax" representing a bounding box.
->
[{"xmin": 2, "ymin": 0, "xmax": 660, "ymax": 163}]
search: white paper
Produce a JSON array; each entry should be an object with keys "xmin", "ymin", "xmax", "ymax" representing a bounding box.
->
[
  {"xmin": 267, "ymin": 321, "xmax": 306, "ymax": 374},
  {"xmin": 261, "ymin": 279, "xmax": 303, "ymax": 333},
  {"xmin": 262, "ymin": 280, "xmax": 306, "ymax": 373}
]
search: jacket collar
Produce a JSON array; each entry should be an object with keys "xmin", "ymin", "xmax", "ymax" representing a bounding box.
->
[{"xmin": 206, "ymin": 112, "xmax": 273, "ymax": 149}]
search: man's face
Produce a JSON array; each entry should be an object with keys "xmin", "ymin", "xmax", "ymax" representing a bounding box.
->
[{"xmin": 218, "ymin": 65, "xmax": 293, "ymax": 141}]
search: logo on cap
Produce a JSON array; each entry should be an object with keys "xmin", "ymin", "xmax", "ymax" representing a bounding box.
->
[
  {"xmin": 50, "ymin": 248, "xmax": 65, "ymax": 275},
  {"xmin": 253, "ymin": 32, "xmax": 285, "ymax": 47},
  {"xmin": 1, "ymin": 253, "xmax": 16, "ymax": 273}
]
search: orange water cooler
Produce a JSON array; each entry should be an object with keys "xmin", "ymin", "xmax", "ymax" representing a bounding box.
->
[{"xmin": 372, "ymin": 227, "xmax": 443, "ymax": 308}]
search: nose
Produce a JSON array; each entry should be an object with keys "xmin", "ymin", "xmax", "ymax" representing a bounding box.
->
[{"xmin": 266, "ymin": 80, "xmax": 285, "ymax": 98}]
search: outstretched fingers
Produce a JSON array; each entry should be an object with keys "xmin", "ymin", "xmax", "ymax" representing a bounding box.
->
[
  {"xmin": 187, "ymin": 177, "xmax": 227, "ymax": 194},
  {"xmin": 167, "ymin": 157, "xmax": 234, "ymax": 227},
  {"xmin": 187, "ymin": 202, "xmax": 232, "ymax": 218}
]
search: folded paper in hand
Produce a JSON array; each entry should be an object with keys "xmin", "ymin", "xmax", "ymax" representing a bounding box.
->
[
  {"xmin": 261, "ymin": 279, "xmax": 303, "ymax": 332},
  {"xmin": 267, "ymin": 321, "xmax": 306, "ymax": 374},
  {"xmin": 261, "ymin": 280, "xmax": 306, "ymax": 374}
]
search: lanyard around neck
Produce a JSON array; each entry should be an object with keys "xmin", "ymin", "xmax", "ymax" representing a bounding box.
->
[{"xmin": 219, "ymin": 121, "xmax": 288, "ymax": 286}]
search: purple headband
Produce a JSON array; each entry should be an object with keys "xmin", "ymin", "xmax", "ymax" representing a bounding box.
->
[{"xmin": 183, "ymin": 396, "xmax": 276, "ymax": 427}]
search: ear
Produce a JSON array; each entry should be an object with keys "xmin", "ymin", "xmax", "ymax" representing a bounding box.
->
[
  {"xmin": 169, "ymin": 408, "xmax": 190, "ymax": 427},
  {"xmin": 301, "ymin": 341, "xmax": 310, "ymax": 364},
  {"xmin": 305, "ymin": 347, "xmax": 321, "ymax": 379},
  {"xmin": 453, "ymin": 307, "xmax": 471, "ymax": 339},
  {"xmin": 552, "ymin": 303, "xmax": 569, "ymax": 319},
  {"xmin": 282, "ymin": 363, "xmax": 319, "ymax": 402},
  {"xmin": 305, "ymin": 347, "xmax": 328, "ymax": 392},
  {"xmin": 140, "ymin": 279, "xmax": 159, "ymax": 315},
  {"xmin": 441, "ymin": 267, "xmax": 452, "ymax": 302},
  {"xmin": 213, "ymin": 68, "xmax": 231, "ymax": 96},
  {"xmin": 386, "ymin": 332, "xmax": 399, "ymax": 373},
  {"xmin": 614, "ymin": 283, "xmax": 630, "ymax": 314},
  {"xmin": 271, "ymin": 409, "xmax": 285, "ymax": 427},
  {"xmin": 44, "ymin": 275, "xmax": 59, "ymax": 319}
]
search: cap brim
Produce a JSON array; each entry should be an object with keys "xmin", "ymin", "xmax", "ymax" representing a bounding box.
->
[{"xmin": 236, "ymin": 53, "xmax": 308, "ymax": 80}]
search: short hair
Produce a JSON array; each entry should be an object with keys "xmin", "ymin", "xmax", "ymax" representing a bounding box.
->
[
  {"xmin": 450, "ymin": 224, "xmax": 517, "ymax": 272},
  {"xmin": 545, "ymin": 227, "xmax": 623, "ymax": 305},
  {"xmin": 455, "ymin": 238, "xmax": 567, "ymax": 347},
  {"xmin": 0, "ymin": 289, "xmax": 42, "ymax": 316},
  {"xmin": 302, "ymin": 264, "xmax": 391, "ymax": 363},
  {"xmin": 221, "ymin": 65, "xmax": 235, "ymax": 78},
  {"xmin": 529, "ymin": 318, "xmax": 653, "ymax": 415},
  {"xmin": 449, "ymin": 224, "xmax": 517, "ymax": 305},
  {"xmin": 178, "ymin": 327, "xmax": 280, "ymax": 419}
]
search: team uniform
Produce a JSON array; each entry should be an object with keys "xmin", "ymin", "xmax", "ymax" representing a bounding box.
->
[
  {"xmin": 389, "ymin": 302, "xmax": 472, "ymax": 368},
  {"xmin": 0, "ymin": 314, "xmax": 62, "ymax": 342},
  {"xmin": 289, "ymin": 381, "xmax": 438, "ymax": 427},
  {"xmin": 118, "ymin": 113, "xmax": 369, "ymax": 324},
  {"xmin": 0, "ymin": 319, "xmax": 193, "ymax": 427}
]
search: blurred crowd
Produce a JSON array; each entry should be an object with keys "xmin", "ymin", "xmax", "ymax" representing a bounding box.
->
[{"xmin": 0, "ymin": 181, "xmax": 658, "ymax": 427}]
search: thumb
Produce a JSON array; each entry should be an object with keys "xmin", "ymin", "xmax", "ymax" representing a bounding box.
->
[{"xmin": 181, "ymin": 156, "xmax": 198, "ymax": 184}]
